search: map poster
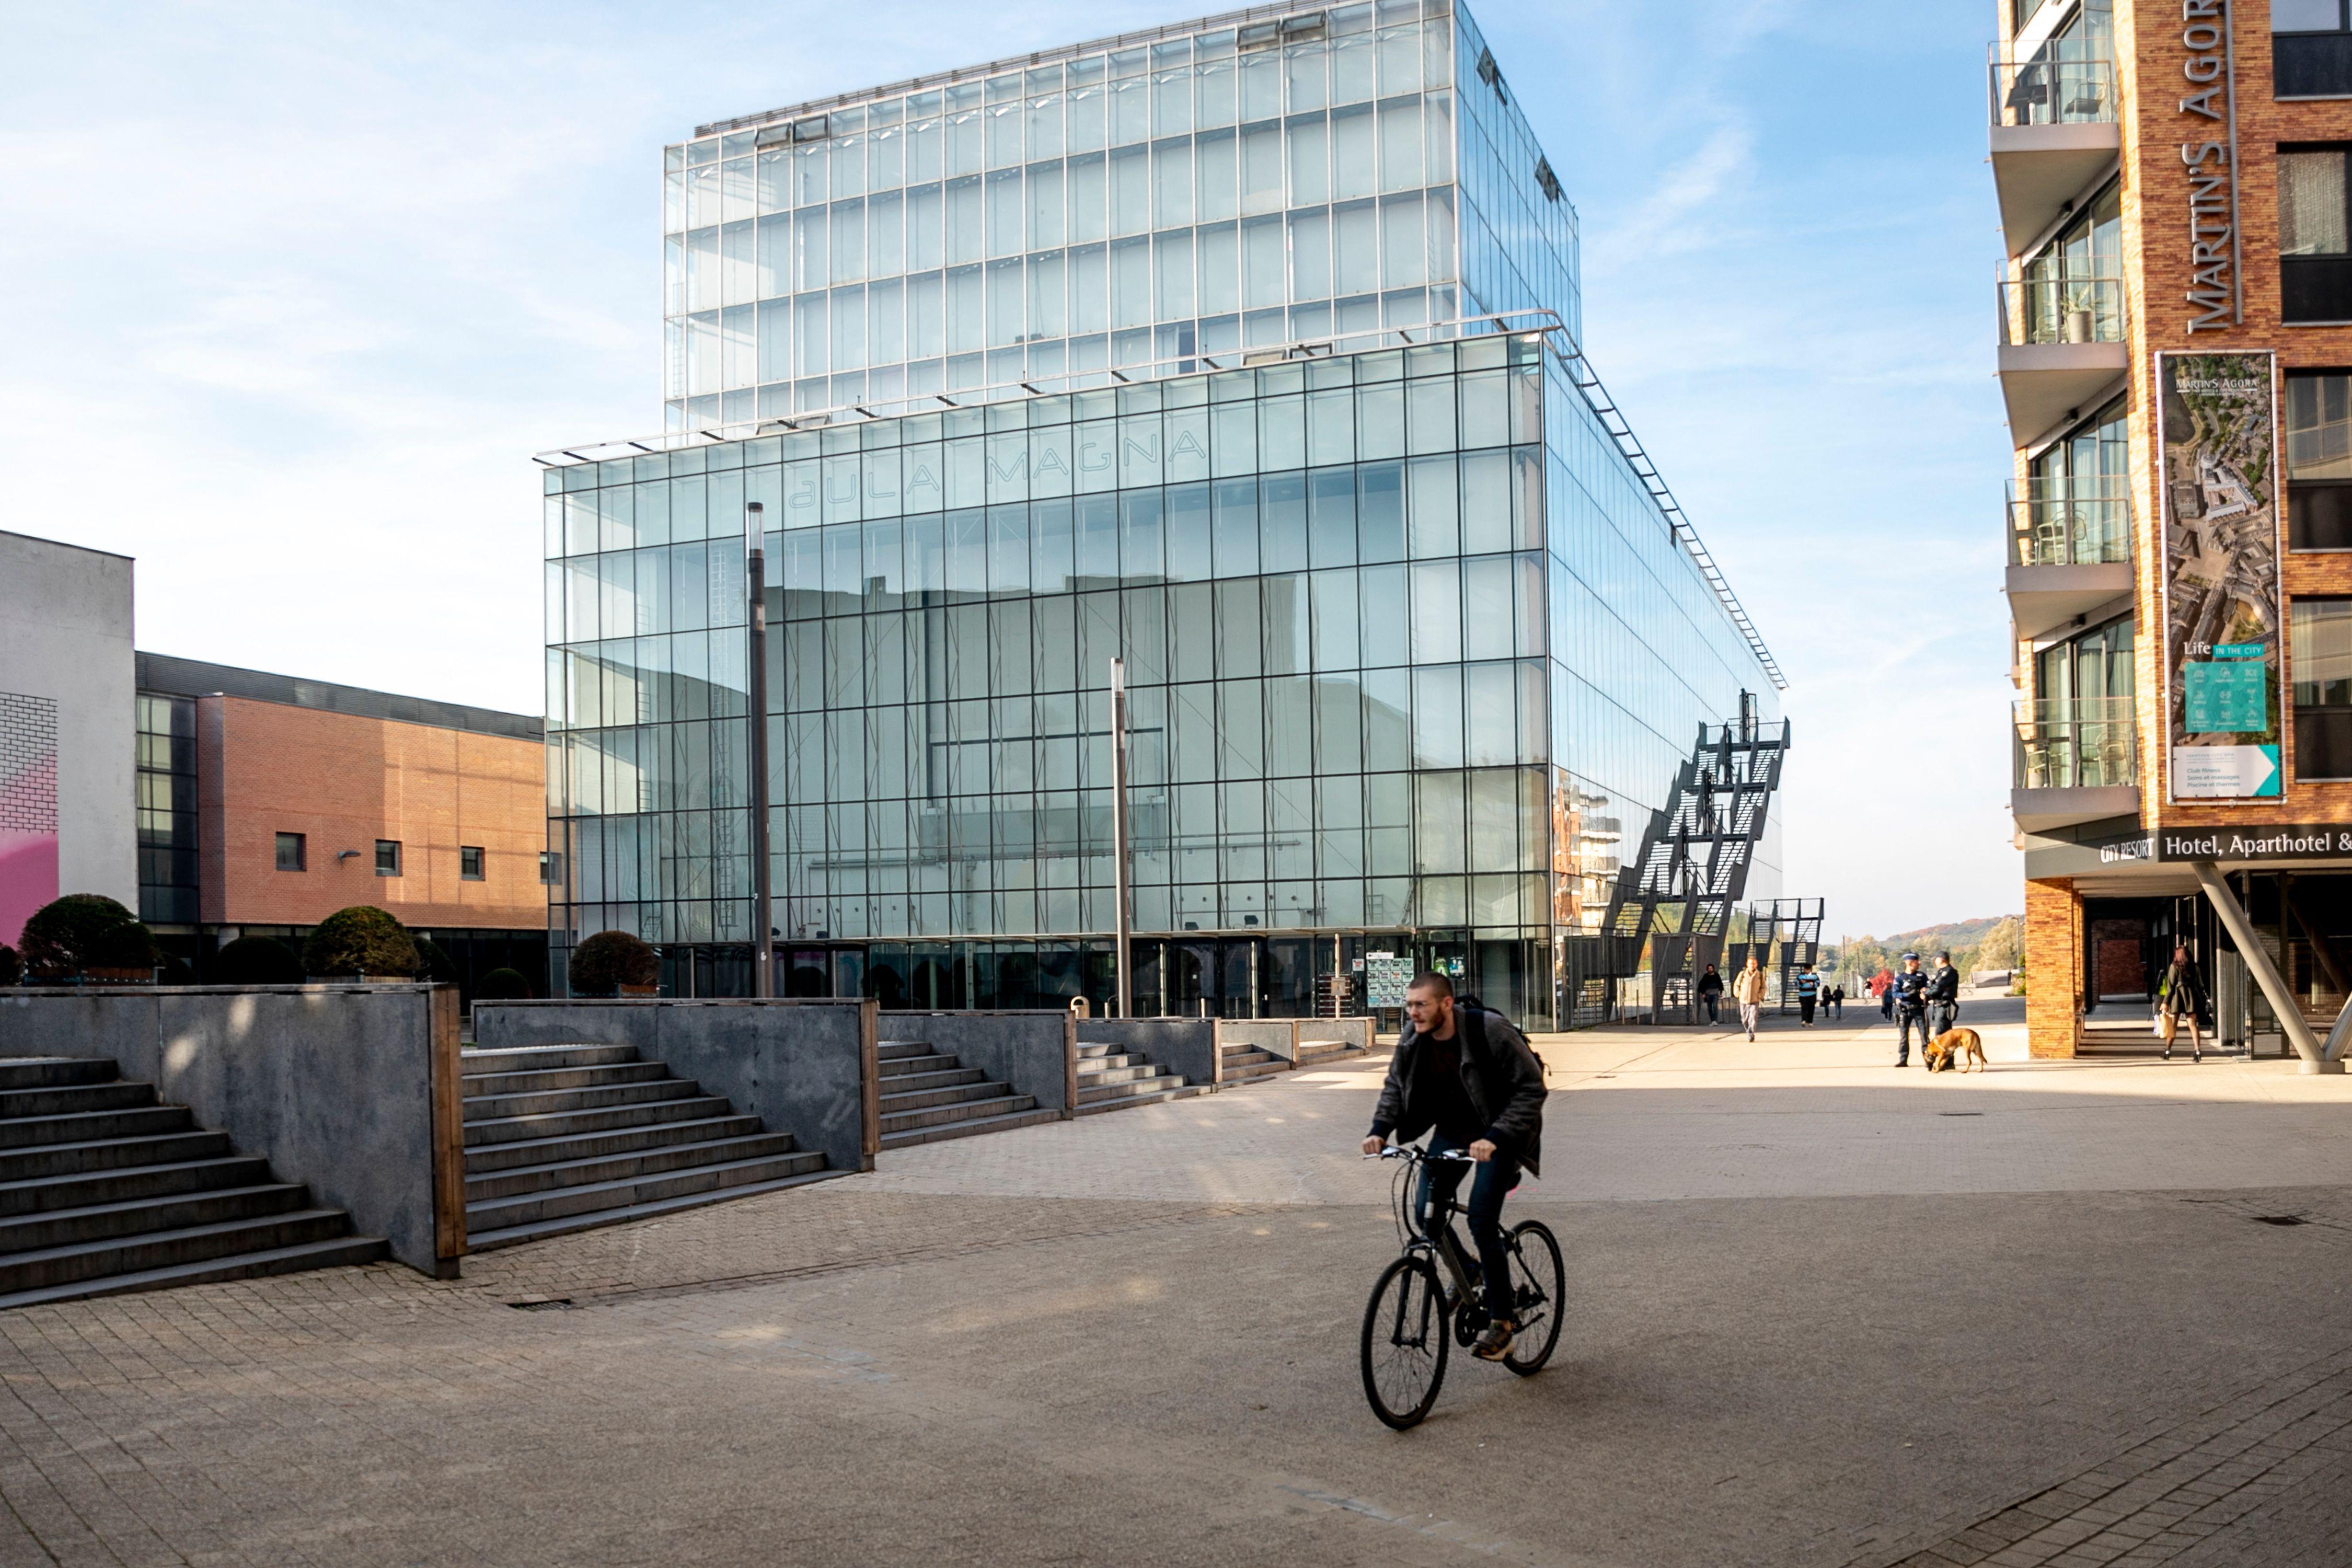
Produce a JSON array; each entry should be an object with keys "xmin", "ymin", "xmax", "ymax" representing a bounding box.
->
[
  {"xmin": 1363, "ymin": 952, "xmax": 1411, "ymax": 1009},
  {"xmin": 2158, "ymin": 351, "xmax": 2283, "ymax": 802}
]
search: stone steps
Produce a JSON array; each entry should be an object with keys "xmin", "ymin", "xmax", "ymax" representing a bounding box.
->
[
  {"xmin": 1218, "ymin": 1044, "xmax": 1293, "ymax": 1085},
  {"xmin": 1295, "ymin": 1039, "xmax": 1367, "ymax": 1068},
  {"xmin": 0, "ymin": 1057, "xmax": 385, "ymax": 1308},
  {"xmin": 459, "ymin": 1043, "xmax": 835, "ymax": 1251},
  {"xmin": 1073, "ymin": 1037, "xmax": 1202, "ymax": 1114},
  {"xmin": 877, "ymin": 1039, "xmax": 1057, "ymax": 1148}
]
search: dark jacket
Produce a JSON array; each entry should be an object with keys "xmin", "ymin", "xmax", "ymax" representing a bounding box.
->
[
  {"xmin": 1890, "ymin": 969, "xmax": 1929, "ymax": 1013},
  {"xmin": 1696, "ymin": 970, "xmax": 1724, "ymax": 997},
  {"xmin": 1925, "ymin": 965, "xmax": 1961, "ymax": 1006},
  {"xmin": 2158, "ymin": 961, "xmax": 2205, "ymax": 1017},
  {"xmin": 1368, "ymin": 1006, "xmax": 1548, "ymax": 1177}
]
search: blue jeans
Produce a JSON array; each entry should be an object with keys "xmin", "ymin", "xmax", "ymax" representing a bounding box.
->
[{"xmin": 1417, "ymin": 1133, "xmax": 1519, "ymax": 1323}]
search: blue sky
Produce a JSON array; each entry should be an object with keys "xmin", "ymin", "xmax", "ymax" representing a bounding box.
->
[{"xmin": 0, "ymin": 1, "xmax": 2013, "ymax": 938}]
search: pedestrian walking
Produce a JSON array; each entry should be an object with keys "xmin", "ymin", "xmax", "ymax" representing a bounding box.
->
[
  {"xmin": 1890, "ymin": 953, "xmax": 1931, "ymax": 1066},
  {"xmin": 1879, "ymin": 972, "xmax": 1896, "ymax": 1021},
  {"xmin": 1926, "ymin": 950, "xmax": 1960, "ymax": 1045},
  {"xmin": 1828, "ymin": 983, "xmax": 1844, "ymax": 1020},
  {"xmin": 1733, "ymin": 954, "xmax": 1769, "ymax": 1042},
  {"xmin": 2157, "ymin": 944, "xmax": 2206, "ymax": 1063},
  {"xmin": 1696, "ymin": 963, "xmax": 1724, "ymax": 1025},
  {"xmin": 1795, "ymin": 963, "xmax": 1820, "ymax": 1027}
]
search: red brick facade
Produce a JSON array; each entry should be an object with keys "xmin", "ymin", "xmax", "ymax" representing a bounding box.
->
[{"xmin": 194, "ymin": 696, "xmax": 545, "ymax": 930}]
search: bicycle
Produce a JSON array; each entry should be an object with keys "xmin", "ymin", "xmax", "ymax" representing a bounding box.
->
[{"xmin": 1358, "ymin": 1143, "xmax": 1565, "ymax": 1429}]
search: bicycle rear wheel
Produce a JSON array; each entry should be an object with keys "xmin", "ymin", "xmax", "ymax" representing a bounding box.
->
[
  {"xmin": 1361, "ymin": 1253, "xmax": 1450, "ymax": 1428},
  {"xmin": 1502, "ymin": 1220, "xmax": 1564, "ymax": 1376}
]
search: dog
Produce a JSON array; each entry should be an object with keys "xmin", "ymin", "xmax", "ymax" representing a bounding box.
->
[{"xmin": 1923, "ymin": 1027, "xmax": 1986, "ymax": 1074}]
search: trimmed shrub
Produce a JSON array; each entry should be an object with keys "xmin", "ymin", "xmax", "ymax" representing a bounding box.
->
[
  {"xmin": 303, "ymin": 906, "xmax": 419, "ymax": 979},
  {"xmin": 477, "ymin": 966, "xmax": 534, "ymax": 1001},
  {"xmin": 0, "ymin": 944, "xmax": 19, "ymax": 986},
  {"xmin": 157, "ymin": 953, "xmax": 195, "ymax": 985},
  {"xmin": 411, "ymin": 935, "xmax": 459, "ymax": 985},
  {"xmin": 212, "ymin": 936, "xmax": 304, "ymax": 986},
  {"xmin": 569, "ymin": 930, "xmax": 659, "ymax": 995},
  {"xmin": 19, "ymin": 895, "xmax": 146, "ymax": 977}
]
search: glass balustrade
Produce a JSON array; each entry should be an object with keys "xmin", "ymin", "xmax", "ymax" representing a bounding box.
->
[
  {"xmin": 2007, "ymin": 476, "xmax": 2131, "ymax": 567},
  {"xmin": 2014, "ymin": 696, "xmax": 2137, "ymax": 790}
]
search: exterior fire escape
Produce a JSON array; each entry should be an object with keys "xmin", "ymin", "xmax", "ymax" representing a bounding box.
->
[{"xmin": 1602, "ymin": 697, "xmax": 1793, "ymax": 1023}]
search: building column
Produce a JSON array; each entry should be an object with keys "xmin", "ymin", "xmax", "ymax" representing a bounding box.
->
[
  {"xmin": 2192, "ymin": 862, "xmax": 2342, "ymax": 1073},
  {"xmin": 2024, "ymin": 877, "xmax": 2080, "ymax": 1058}
]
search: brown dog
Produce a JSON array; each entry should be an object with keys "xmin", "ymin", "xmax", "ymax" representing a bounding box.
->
[{"xmin": 1923, "ymin": 1028, "xmax": 1986, "ymax": 1074}]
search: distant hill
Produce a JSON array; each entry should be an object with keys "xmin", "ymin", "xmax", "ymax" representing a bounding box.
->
[{"xmin": 1829, "ymin": 916, "xmax": 2023, "ymax": 981}]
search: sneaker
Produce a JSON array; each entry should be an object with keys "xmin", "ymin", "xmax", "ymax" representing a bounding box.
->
[{"xmin": 1472, "ymin": 1318, "xmax": 1517, "ymax": 1361}]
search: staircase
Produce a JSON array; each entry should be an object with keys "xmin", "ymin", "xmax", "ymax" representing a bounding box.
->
[
  {"xmin": 1219, "ymin": 1039, "xmax": 1294, "ymax": 1087},
  {"xmin": 878, "ymin": 1038, "xmax": 1058, "ymax": 1148},
  {"xmin": 2076, "ymin": 1012, "xmax": 2163, "ymax": 1057},
  {"xmin": 1074, "ymin": 1039, "xmax": 1203, "ymax": 1114},
  {"xmin": 1295, "ymin": 1036, "xmax": 1368, "ymax": 1068},
  {"xmin": 461, "ymin": 1043, "xmax": 832, "ymax": 1251},
  {"xmin": 0, "ymin": 1056, "xmax": 387, "ymax": 1310}
]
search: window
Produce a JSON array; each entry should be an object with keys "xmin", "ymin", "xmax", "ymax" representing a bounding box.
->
[
  {"xmin": 375, "ymin": 839, "xmax": 402, "ymax": 877},
  {"xmin": 274, "ymin": 832, "xmax": 306, "ymax": 872},
  {"xmin": 2277, "ymin": 2, "xmax": 2352, "ymax": 100},
  {"xmin": 2020, "ymin": 397, "xmax": 2129, "ymax": 563},
  {"xmin": 2017, "ymin": 182, "xmax": 2122, "ymax": 343},
  {"xmin": 2286, "ymin": 373, "xmax": 2352, "ymax": 547},
  {"xmin": 2281, "ymin": 148, "xmax": 2352, "ymax": 320},
  {"xmin": 2293, "ymin": 597, "xmax": 2352, "ymax": 777},
  {"xmin": 461, "ymin": 846, "xmax": 485, "ymax": 881},
  {"xmin": 539, "ymin": 851, "xmax": 561, "ymax": 884}
]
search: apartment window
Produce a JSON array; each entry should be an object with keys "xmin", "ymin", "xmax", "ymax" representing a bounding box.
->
[
  {"xmin": 461, "ymin": 846, "xmax": 485, "ymax": 881},
  {"xmin": 375, "ymin": 839, "xmax": 402, "ymax": 877},
  {"xmin": 2286, "ymin": 373, "xmax": 2352, "ymax": 547},
  {"xmin": 274, "ymin": 832, "xmax": 306, "ymax": 872},
  {"xmin": 2281, "ymin": 148, "xmax": 2352, "ymax": 320},
  {"xmin": 539, "ymin": 851, "xmax": 561, "ymax": 885},
  {"xmin": 2293, "ymin": 597, "xmax": 2352, "ymax": 777},
  {"xmin": 2016, "ymin": 182, "xmax": 2122, "ymax": 343},
  {"xmin": 2278, "ymin": 2, "xmax": 2352, "ymax": 99}
]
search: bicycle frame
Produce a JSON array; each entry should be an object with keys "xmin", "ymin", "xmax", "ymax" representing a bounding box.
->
[{"xmin": 1381, "ymin": 1147, "xmax": 1484, "ymax": 1311}]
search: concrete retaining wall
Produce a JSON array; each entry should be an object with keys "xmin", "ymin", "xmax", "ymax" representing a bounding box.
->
[
  {"xmin": 471, "ymin": 999, "xmax": 877, "ymax": 1174},
  {"xmin": 0, "ymin": 984, "xmax": 460, "ymax": 1275},
  {"xmin": 883, "ymin": 1011, "xmax": 1077, "ymax": 1114},
  {"xmin": 1295, "ymin": 1018, "xmax": 1375, "ymax": 1054},
  {"xmin": 1076, "ymin": 1018, "xmax": 1219, "ymax": 1088},
  {"xmin": 1217, "ymin": 1019, "xmax": 1296, "ymax": 1063}
]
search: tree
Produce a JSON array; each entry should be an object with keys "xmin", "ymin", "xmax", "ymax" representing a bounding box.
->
[
  {"xmin": 303, "ymin": 907, "xmax": 420, "ymax": 978},
  {"xmin": 212, "ymin": 936, "xmax": 304, "ymax": 985},
  {"xmin": 1976, "ymin": 915, "xmax": 2024, "ymax": 974},
  {"xmin": 476, "ymin": 967, "xmax": 534, "ymax": 1000},
  {"xmin": 569, "ymin": 930, "xmax": 659, "ymax": 995},
  {"xmin": 0, "ymin": 944, "xmax": 18, "ymax": 986},
  {"xmin": 411, "ymin": 935, "xmax": 459, "ymax": 985},
  {"xmin": 19, "ymin": 894, "xmax": 153, "ymax": 977}
]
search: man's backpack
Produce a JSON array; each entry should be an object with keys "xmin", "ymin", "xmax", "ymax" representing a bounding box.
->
[{"xmin": 1454, "ymin": 995, "xmax": 1545, "ymax": 1077}]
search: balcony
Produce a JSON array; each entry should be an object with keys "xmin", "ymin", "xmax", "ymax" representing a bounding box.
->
[
  {"xmin": 1987, "ymin": 53, "xmax": 2120, "ymax": 256},
  {"xmin": 2013, "ymin": 695, "xmax": 2140, "ymax": 833},
  {"xmin": 2005, "ymin": 477, "xmax": 2134, "ymax": 639},
  {"xmin": 1997, "ymin": 275, "xmax": 2128, "ymax": 444}
]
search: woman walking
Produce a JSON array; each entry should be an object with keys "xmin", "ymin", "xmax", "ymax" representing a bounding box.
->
[
  {"xmin": 2157, "ymin": 944, "xmax": 2206, "ymax": 1063},
  {"xmin": 1734, "ymin": 954, "xmax": 1769, "ymax": 1042}
]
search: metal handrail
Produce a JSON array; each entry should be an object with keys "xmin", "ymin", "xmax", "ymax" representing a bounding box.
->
[
  {"xmin": 2014, "ymin": 696, "xmax": 2137, "ymax": 790},
  {"xmin": 1987, "ymin": 52, "xmax": 2117, "ymax": 128},
  {"xmin": 1998, "ymin": 275, "xmax": 2126, "ymax": 347},
  {"xmin": 2007, "ymin": 477, "xmax": 2131, "ymax": 567}
]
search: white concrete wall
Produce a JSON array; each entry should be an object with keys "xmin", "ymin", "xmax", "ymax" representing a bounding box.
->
[{"xmin": 0, "ymin": 531, "xmax": 136, "ymax": 920}]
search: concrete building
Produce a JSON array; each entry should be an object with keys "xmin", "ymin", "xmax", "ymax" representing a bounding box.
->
[
  {"xmin": 0, "ymin": 531, "xmax": 137, "ymax": 947},
  {"xmin": 540, "ymin": 0, "xmax": 1793, "ymax": 1023},
  {"xmin": 1996, "ymin": 0, "xmax": 2352, "ymax": 1067}
]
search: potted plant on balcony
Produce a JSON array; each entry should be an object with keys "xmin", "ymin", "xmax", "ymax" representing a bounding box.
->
[
  {"xmin": 569, "ymin": 930, "xmax": 659, "ymax": 997},
  {"xmin": 18, "ymin": 894, "xmax": 156, "ymax": 984},
  {"xmin": 303, "ymin": 906, "xmax": 421, "ymax": 981}
]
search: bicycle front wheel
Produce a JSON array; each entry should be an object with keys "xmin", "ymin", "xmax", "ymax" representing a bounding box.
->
[
  {"xmin": 1502, "ymin": 1220, "xmax": 1565, "ymax": 1376},
  {"xmin": 1360, "ymin": 1253, "xmax": 1450, "ymax": 1429}
]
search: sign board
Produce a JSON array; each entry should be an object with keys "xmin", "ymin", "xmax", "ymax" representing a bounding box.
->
[
  {"xmin": 1364, "ymin": 952, "xmax": 1411, "ymax": 1009},
  {"xmin": 2157, "ymin": 351, "xmax": 2282, "ymax": 802},
  {"xmin": 2097, "ymin": 825, "xmax": 2352, "ymax": 864}
]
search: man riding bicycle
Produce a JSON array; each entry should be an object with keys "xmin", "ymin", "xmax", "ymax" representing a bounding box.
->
[{"xmin": 1361, "ymin": 972, "xmax": 1548, "ymax": 1361}]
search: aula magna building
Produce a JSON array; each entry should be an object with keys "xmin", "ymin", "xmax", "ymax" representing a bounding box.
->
[{"xmin": 535, "ymin": 0, "xmax": 1786, "ymax": 1027}]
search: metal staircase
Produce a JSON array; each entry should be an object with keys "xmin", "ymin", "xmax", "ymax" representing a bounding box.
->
[{"xmin": 1602, "ymin": 700, "xmax": 1793, "ymax": 1023}]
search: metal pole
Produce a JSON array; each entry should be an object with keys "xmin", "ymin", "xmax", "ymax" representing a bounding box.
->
[
  {"xmin": 2193, "ymin": 861, "xmax": 2335, "ymax": 1070},
  {"xmin": 1109, "ymin": 658, "xmax": 1133, "ymax": 1019},
  {"xmin": 746, "ymin": 501, "xmax": 774, "ymax": 1000}
]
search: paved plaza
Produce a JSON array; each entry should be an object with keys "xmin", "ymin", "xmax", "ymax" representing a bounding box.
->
[{"xmin": 7, "ymin": 1001, "xmax": 2352, "ymax": 1566}]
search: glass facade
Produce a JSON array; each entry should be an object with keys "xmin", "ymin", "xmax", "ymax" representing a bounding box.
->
[
  {"xmin": 548, "ymin": 0, "xmax": 1783, "ymax": 1025},
  {"xmin": 134, "ymin": 693, "xmax": 198, "ymax": 926}
]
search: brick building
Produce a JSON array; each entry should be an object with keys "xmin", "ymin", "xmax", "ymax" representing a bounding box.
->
[
  {"xmin": 1999, "ymin": 0, "xmax": 2352, "ymax": 1066},
  {"xmin": 136, "ymin": 655, "xmax": 548, "ymax": 991}
]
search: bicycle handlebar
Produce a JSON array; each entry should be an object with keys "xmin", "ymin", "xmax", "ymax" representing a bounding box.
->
[{"xmin": 1365, "ymin": 1144, "xmax": 1478, "ymax": 1163}]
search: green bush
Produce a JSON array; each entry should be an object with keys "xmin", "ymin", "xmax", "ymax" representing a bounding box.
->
[
  {"xmin": 477, "ymin": 966, "xmax": 534, "ymax": 1000},
  {"xmin": 19, "ymin": 895, "xmax": 148, "ymax": 977},
  {"xmin": 0, "ymin": 944, "xmax": 19, "ymax": 986},
  {"xmin": 302, "ymin": 906, "xmax": 419, "ymax": 979},
  {"xmin": 569, "ymin": 930, "xmax": 659, "ymax": 995},
  {"xmin": 411, "ymin": 935, "xmax": 459, "ymax": 985},
  {"xmin": 212, "ymin": 936, "xmax": 304, "ymax": 985}
]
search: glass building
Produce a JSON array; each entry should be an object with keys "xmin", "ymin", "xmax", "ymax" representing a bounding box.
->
[{"xmin": 540, "ymin": 0, "xmax": 1785, "ymax": 1026}]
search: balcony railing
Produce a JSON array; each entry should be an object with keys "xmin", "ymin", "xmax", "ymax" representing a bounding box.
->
[
  {"xmin": 1988, "ymin": 54, "xmax": 2117, "ymax": 128},
  {"xmin": 2007, "ymin": 477, "xmax": 2131, "ymax": 567},
  {"xmin": 2015, "ymin": 696, "xmax": 2137, "ymax": 790},
  {"xmin": 1999, "ymin": 275, "xmax": 2126, "ymax": 347}
]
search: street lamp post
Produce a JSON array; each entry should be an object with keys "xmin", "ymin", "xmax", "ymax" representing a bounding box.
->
[
  {"xmin": 1110, "ymin": 657, "xmax": 1133, "ymax": 1019},
  {"xmin": 746, "ymin": 502, "xmax": 773, "ymax": 999}
]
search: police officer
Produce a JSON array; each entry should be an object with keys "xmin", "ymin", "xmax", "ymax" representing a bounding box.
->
[
  {"xmin": 1925, "ymin": 950, "xmax": 1961, "ymax": 1047},
  {"xmin": 1890, "ymin": 952, "xmax": 1931, "ymax": 1066}
]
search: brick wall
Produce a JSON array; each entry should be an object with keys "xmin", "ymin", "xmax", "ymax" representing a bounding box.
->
[
  {"xmin": 2025, "ymin": 876, "xmax": 2081, "ymax": 1057},
  {"xmin": 196, "ymin": 696, "xmax": 545, "ymax": 930}
]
